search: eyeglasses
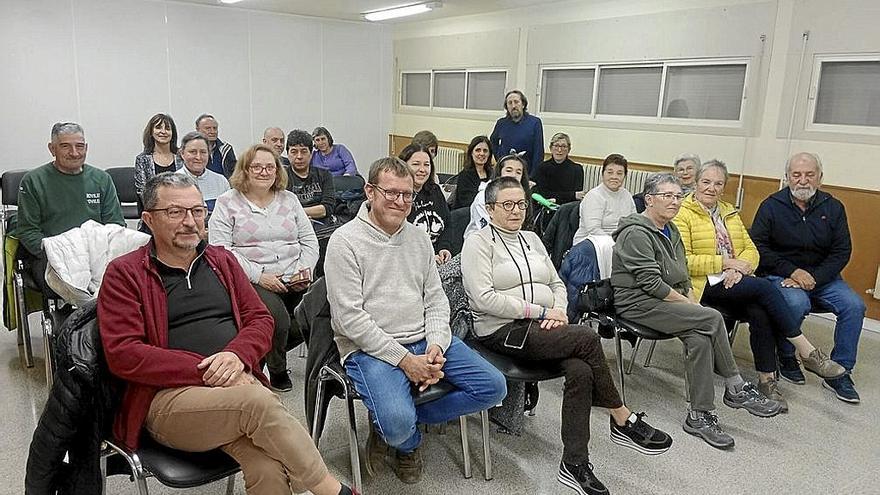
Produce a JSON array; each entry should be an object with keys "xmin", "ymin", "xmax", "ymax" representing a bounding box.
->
[
  {"xmin": 147, "ymin": 205, "xmax": 209, "ymax": 220},
  {"xmin": 488, "ymin": 200, "xmax": 528, "ymax": 211},
  {"xmin": 649, "ymin": 192, "xmax": 685, "ymax": 202},
  {"xmin": 248, "ymin": 163, "xmax": 277, "ymax": 174},
  {"xmin": 369, "ymin": 183, "xmax": 414, "ymax": 203},
  {"xmin": 551, "ymin": 143, "xmax": 570, "ymax": 150}
]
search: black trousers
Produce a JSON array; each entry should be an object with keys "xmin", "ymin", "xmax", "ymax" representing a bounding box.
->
[
  {"xmin": 252, "ymin": 284, "xmax": 304, "ymax": 374},
  {"xmin": 480, "ymin": 321, "xmax": 623, "ymax": 464}
]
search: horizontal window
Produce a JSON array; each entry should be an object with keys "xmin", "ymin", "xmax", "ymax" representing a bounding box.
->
[
  {"xmin": 399, "ymin": 69, "xmax": 507, "ymax": 111},
  {"xmin": 541, "ymin": 68, "xmax": 594, "ymax": 114},
  {"xmin": 813, "ymin": 60, "xmax": 880, "ymax": 128},
  {"xmin": 597, "ymin": 66, "xmax": 662, "ymax": 117},
  {"xmin": 663, "ymin": 65, "xmax": 746, "ymax": 120}
]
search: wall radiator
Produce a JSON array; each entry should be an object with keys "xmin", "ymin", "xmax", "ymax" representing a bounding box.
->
[
  {"xmin": 582, "ymin": 163, "xmax": 654, "ymax": 195},
  {"xmin": 435, "ymin": 146, "xmax": 465, "ymax": 176}
]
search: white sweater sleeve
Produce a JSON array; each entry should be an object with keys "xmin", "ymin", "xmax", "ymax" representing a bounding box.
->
[{"xmin": 208, "ymin": 194, "xmax": 263, "ymax": 283}]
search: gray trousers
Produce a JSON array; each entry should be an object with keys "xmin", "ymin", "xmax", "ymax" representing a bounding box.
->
[{"xmin": 618, "ymin": 301, "xmax": 739, "ymax": 411}]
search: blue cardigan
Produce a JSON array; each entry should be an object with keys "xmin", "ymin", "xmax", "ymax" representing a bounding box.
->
[{"xmin": 489, "ymin": 113, "xmax": 544, "ymax": 175}]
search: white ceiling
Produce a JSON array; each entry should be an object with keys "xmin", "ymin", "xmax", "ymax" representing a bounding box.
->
[{"xmin": 174, "ymin": 0, "xmax": 561, "ymax": 23}]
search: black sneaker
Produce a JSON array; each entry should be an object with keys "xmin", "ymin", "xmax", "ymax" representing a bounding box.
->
[
  {"xmin": 777, "ymin": 356, "xmax": 806, "ymax": 385},
  {"xmin": 557, "ymin": 461, "xmax": 609, "ymax": 495},
  {"xmin": 269, "ymin": 370, "xmax": 293, "ymax": 392},
  {"xmin": 610, "ymin": 412, "xmax": 672, "ymax": 455},
  {"xmin": 823, "ymin": 373, "xmax": 860, "ymax": 404}
]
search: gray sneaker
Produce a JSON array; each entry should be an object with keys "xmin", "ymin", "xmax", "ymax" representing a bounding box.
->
[
  {"xmin": 723, "ymin": 382, "xmax": 783, "ymax": 417},
  {"xmin": 757, "ymin": 378, "xmax": 788, "ymax": 413},
  {"xmin": 800, "ymin": 348, "xmax": 846, "ymax": 380},
  {"xmin": 683, "ymin": 410, "xmax": 734, "ymax": 449}
]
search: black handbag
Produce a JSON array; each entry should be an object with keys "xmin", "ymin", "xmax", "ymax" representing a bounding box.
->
[{"xmin": 577, "ymin": 278, "xmax": 614, "ymax": 315}]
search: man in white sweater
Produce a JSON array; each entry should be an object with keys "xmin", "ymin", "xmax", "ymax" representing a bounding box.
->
[{"xmin": 325, "ymin": 157, "xmax": 506, "ymax": 485}]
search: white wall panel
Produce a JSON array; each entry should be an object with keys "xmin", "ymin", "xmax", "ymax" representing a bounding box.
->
[
  {"xmin": 73, "ymin": 0, "xmax": 171, "ymax": 167},
  {"xmin": 0, "ymin": 0, "xmax": 79, "ymax": 169},
  {"xmin": 166, "ymin": 2, "xmax": 252, "ymax": 154}
]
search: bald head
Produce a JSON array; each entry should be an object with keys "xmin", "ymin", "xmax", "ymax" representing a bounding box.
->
[{"xmin": 262, "ymin": 127, "xmax": 285, "ymax": 155}]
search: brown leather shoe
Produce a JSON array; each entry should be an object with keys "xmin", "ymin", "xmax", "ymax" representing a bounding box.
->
[
  {"xmin": 391, "ymin": 447, "xmax": 423, "ymax": 484},
  {"xmin": 801, "ymin": 349, "xmax": 846, "ymax": 379},
  {"xmin": 364, "ymin": 425, "xmax": 388, "ymax": 477},
  {"xmin": 757, "ymin": 378, "xmax": 788, "ymax": 413}
]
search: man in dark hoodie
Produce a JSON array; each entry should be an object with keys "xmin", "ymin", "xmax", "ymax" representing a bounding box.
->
[
  {"xmin": 286, "ymin": 129, "xmax": 337, "ymax": 224},
  {"xmin": 751, "ymin": 152, "xmax": 865, "ymax": 404},
  {"xmin": 611, "ymin": 173, "xmax": 782, "ymax": 450}
]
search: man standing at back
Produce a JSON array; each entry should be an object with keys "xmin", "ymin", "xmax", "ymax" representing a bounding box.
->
[
  {"xmin": 751, "ymin": 152, "xmax": 866, "ymax": 403},
  {"xmin": 196, "ymin": 113, "xmax": 237, "ymax": 178},
  {"xmin": 325, "ymin": 157, "xmax": 506, "ymax": 484},
  {"xmin": 14, "ymin": 122, "xmax": 124, "ymax": 295},
  {"xmin": 489, "ymin": 89, "xmax": 544, "ymax": 175}
]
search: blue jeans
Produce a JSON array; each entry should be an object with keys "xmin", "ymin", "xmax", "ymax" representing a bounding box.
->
[
  {"xmin": 767, "ymin": 275, "xmax": 866, "ymax": 371},
  {"xmin": 344, "ymin": 336, "xmax": 507, "ymax": 453}
]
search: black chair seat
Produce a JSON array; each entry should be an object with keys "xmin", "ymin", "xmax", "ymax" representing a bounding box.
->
[
  {"xmin": 137, "ymin": 435, "xmax": 240, "ymax": 489},
  {"xmin": 469, "ymin": 341, "xmax": 565, "ymax": 382},
  {"xmin": 615, "ymin": 316, "xmax": 677, "ymax": 341}
]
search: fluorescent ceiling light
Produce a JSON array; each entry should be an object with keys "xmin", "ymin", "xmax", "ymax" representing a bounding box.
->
[
  {"xmin": 219, "ymin": 0, "xmax": 244, "ymax": 4},
  {"xmin": 363, "ymin": 2, "xmax": 439, "ymax": 22}
]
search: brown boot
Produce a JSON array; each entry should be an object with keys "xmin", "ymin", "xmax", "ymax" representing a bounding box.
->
[
  {"xmin": 391, "ymin": 447, "xmax": 423, "ymax": 484},
  {"xmin": 364, "ymin": 425, "xmax": 389, "ymax": 477},
  {"xmin": 800, "ymin": 348, "xmax": 846, "ymax": 379},
  {"xmin": 757, "ymin": 378, "xmax": 788, "ymax": 413}
]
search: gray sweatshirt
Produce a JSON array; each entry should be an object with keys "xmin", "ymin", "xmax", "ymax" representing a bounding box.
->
[
  {"xmin": 325, "ymin": 202, "xmax": 451, "ymax": 365},
  {"xmin": 610, "ymin": 213, "xmax": 691, "ymax": 312},
  {"xmin": 461, "ymin": 223, "xmax": 567, "ymax": 338}
]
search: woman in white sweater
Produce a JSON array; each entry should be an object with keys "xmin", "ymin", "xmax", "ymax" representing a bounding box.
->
[
  {"xmin": 572, "ymin": 153, "xmax": 636, "ymax": 245},
  {"xmin": 208, "ymin": 144, "xmax": 318, "ymax": 392},
  {"xmin": 461, "ymin": 176, "xmax": 671, "ymax": 495}
]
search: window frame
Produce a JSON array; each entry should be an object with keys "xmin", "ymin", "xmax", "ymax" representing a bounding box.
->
[
  {"xmin": 397, "ymin": 68, "xmax": 508, "ymax": 114},
  {"xmin": 537, "ymin": 57, "xmax": 750, "ymax": 129},
  {"xmin": 806, "ymin": 53, "xmax": 880, "ymax": 137}
]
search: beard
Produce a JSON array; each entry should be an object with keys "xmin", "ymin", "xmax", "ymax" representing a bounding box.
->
[
  {"xmin": 171, "ymin": 227, "xmax": 204, "ymax": 250},
  {"xmin": 791, "ymin": 185, "xmax": 817, "ymax": 201}
]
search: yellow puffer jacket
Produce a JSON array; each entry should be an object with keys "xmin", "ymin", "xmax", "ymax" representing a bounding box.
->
[{"xmin": 672, "ymin": 194, "xmax": 759, "ymax": 300}]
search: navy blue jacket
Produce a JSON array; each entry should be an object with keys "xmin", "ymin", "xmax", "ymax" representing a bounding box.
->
[
  {"xmin": 489, "ymin": 113, "xmax": 544, "ymax": 175},
  {"xmin": 751, "ymin": 188, "xmax": 852, "ymax": 287}
]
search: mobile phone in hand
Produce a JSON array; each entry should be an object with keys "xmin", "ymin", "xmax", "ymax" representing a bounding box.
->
[{"xmin": 284, "ymin": 268, "xmax": 311, "ymax": 286}]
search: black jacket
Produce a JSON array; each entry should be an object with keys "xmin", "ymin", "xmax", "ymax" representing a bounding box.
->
[
  {"xmin": 541, "ymin": 201, "xmax": 581, "ymax": 269},
  {"xmin": 532, "ymin": 158, "xmax": 584, "ymax": 204},
  {"xmin": 751, "ymin": 188, "xmax": 852, "ymax": 287},
  {"xmin": 452, "ymin": 167, "xmax": 489, "ymax": 210},
  {"xmin": 26, "ymin": 301, "xmax": 123, "ymax": 495}
]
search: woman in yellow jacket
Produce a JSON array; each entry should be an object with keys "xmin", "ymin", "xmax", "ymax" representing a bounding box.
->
[{"xmin": 673, "ymin": 160, "xmax": 844, "ymax": 412}]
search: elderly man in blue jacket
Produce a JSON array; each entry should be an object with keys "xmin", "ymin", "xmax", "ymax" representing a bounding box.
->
[{"xmin": 751, "ymin": 152, "xmax": 866, "ymax": 404}]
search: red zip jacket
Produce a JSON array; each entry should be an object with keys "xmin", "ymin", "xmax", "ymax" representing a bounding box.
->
[{"xmin": 98, "ymin": 242, "xmax": 273, "ymax": 450}]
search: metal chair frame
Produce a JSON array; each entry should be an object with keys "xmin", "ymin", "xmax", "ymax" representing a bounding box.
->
[{"xmin": 311, "ymin": 362, "xmax": 492, "ymax": 493}]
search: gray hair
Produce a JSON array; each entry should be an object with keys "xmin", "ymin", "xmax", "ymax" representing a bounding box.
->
[
  {"xmin": 51, "ymin": 122, "xmax": 84, "ymax": 141},
  {"xmin": 142, "ymin": 172, "xmax": 200, "ymax": 210},
  {"xmin": 697, "ymin": 159, "xmax": 729, "ymax": 184},
  {"xmin": 642, "ymin": 172, "xmax": 681, "ymax": 196},
  {"xmin": 673, "ymin": 152, "xmax": 701, "ymax": 169},
  {"xmin": 485, "ymin": 176, "xmax": 523, "ymax": 204},
  {"xmin": 785, "ymin": 152, "xmax": 823, "ymax": 176},
  {"xmin": 180, "ymin": 131, "xmax": 209, "ymax": 151},
  {"xmin": 194, "ymin": 113, "xmax": 215, "ymax": 127}
]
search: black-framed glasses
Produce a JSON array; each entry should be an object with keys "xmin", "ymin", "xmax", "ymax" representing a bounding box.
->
[
  {"xmin": 488, "ymin": 200, "xmax": 528, "ymax": 211},
  {"xmin": 248, "ymin": 163, "xmax": 277, "ymax": 174},
  {"xmin": 147, "ymin": 205, "xmax": 209, "ymax": 220},
  {"xmin": 649, "ymin": 192, "xmax": 685, "ymax": 202},
  {"xmin": 369, "ymin": 183, "xmax": 414, "ymax": 203}
]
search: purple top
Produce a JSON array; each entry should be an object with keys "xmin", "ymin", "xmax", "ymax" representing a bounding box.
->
[{"xmin": 311, "ymin": 143, "xmax": 357, "ymax": 176}]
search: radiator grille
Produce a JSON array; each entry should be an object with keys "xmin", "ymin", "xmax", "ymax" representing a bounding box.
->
[
  {"xmin": 435, "ymin": 146, "xmax": 465, "ymax": 175},
  {"xmin": 582, "ymin": 164, "xmax": 654, "ymax": 195}
]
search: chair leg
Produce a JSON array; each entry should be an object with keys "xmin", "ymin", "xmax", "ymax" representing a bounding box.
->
[
  {"xmin": 225, "ymin": 474, "xmax": 236, "ymax": 495},
  {"xmin": 643, "ymin": 340, "xmax": 659, "ymax": 368},
  {"xmin": 99, "ymin": 450, "xmax": 108, "ymax": 495},
  {"xmin": 344, "ymin": 392, "xmax": 363, "ymax": 494},
  {"xmin": 682, "ymin": 342, "xmax": 691, "ymax": 403},
  {"xmin": 311, "ymin": 379, "xmax": 326, "ymax": 447},
  {"xmin": 459, "ymin": 415, "xmax": 472, "ymax": 479},
  {"xmin": 626, "ymin": 337, "xmax": 643, "ymax": 375},
  {"xmin": 728, "ymin": 321, "xmax": 740, "ymax": 346},
  {"xmin": 135, "ymin": 476, "xmax": 150, "ymax": 495},
  {"xmin": 614, "ymin": 330, "xmax": 626, "ymax": 406},
  {"xmin": 480, "ymin": 409, "xmax": 492, "ymax": 481},
  {"xmin": 13, "ymin": 271, "xmax": 34, "ymax": 368},
  {"xmin": 298, "ymin": 342, "xmax": 307, "ymax": 358},
  {"xmin": 42, "ymin": 314, "xmax": 54, "ymax": 388}
]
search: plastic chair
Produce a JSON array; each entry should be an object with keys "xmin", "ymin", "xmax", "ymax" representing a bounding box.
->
[{"xmin": 105, "ymin": 167, "xmax": 140, "ymax": 220}]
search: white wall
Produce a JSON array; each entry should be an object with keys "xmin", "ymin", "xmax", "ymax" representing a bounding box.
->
[
  {"xmin": 391, "ymin": 0, "xmax": 880, "ymax": 191},
  {"xmin": 0, "ymin": 0, "xmax": 392, "ymax": 176}
]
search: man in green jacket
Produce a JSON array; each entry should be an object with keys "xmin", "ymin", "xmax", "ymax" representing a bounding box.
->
[{"xmin": 14, "ymin": 122, "xmax": 124, "ymax": 295}]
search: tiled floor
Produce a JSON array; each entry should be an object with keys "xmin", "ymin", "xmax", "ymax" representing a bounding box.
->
[{"xmin": 3, "ymin": 316, "xmax": 878, "ymax": 494}]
